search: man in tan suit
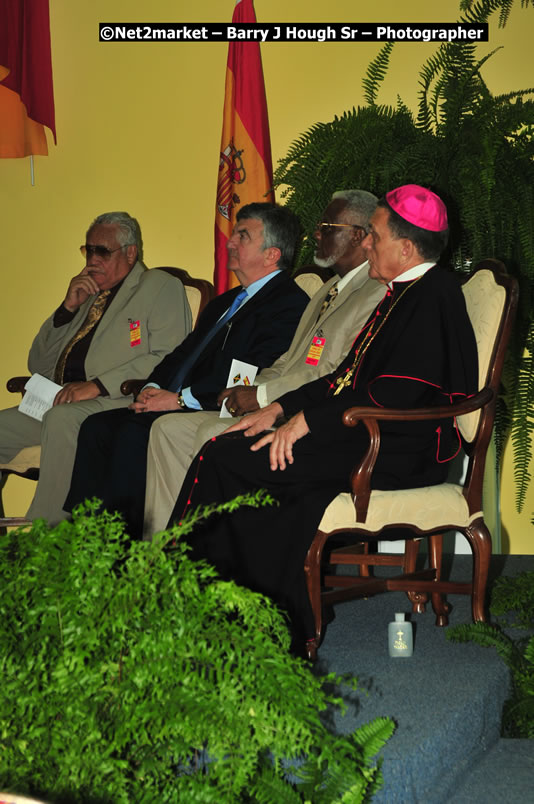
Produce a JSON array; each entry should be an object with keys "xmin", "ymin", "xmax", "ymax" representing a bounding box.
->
[
  {"xmin": 143, "ymin": 189, "xmax": 385, "ymax": 537},
  {"xmin": 0, "ymin": 211, "xmax": 191, "ymax": 525}
]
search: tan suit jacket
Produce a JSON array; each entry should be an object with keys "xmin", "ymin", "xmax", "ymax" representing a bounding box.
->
[
  {"xmin": 0, "ymin": 262, "xmax": 191, "ymax": 525},
  {"xmin": 28, "ymin": 262, "xmax": 192, "ymax": 398},
  {"xmin": 142, "ymin": 264, "xmax": 386, "ymax": 537},
  {"xmin": 258, "ymin": 262, "xmax": 386, "ymax": 404}
]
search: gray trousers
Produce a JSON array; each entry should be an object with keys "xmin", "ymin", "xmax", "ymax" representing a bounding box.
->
[
  {"xmin": 143, "ymin": 411, "xmax": 236, "ymax": 538},
  {"xmin": 0, "ymin": 397, "xmax": 132, "ymax": 525}
]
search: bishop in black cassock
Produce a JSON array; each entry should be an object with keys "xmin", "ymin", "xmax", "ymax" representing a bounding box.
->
[{"xmin": 168, "ymin": 186, "xmax": 479, "ymax": 649}]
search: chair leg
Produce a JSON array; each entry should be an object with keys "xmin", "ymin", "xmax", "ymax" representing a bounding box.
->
[
  {"xmin": 464, "ymin": 520, "xmax": 491, "ymax": 622},
  {"xmin": 359, "ymin": 541, "xmax": 372, "ymax": 577},
  {"xmin": 428, "ymin": 532, "xmax": 450, "ymax": 626},
  {"xmin": 403, "ymin": 539, "xmax": 428, "ymax": 614},
  {"xmin": 303, "ymin": 530, "xmax": 330, "ymax": 659}
]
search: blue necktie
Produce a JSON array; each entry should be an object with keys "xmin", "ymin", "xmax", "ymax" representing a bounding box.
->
[{"xmin": 169, "ymin": 288, "xmax": 248, "ymax": 392}]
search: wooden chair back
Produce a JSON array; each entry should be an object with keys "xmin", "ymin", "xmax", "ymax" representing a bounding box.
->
[{"xmin": 155, "ymin": 266, "xmax": 214, "ymax": 327}]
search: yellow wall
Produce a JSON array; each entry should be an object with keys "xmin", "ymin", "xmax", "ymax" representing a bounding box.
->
[{"xmin": 1, "ymin": 0, "xmax": 532, "ymax": 550}]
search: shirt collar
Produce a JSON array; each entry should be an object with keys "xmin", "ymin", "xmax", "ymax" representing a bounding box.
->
[
  {"xmin": 388, "ymin": 261, "xmax": 436, "ymax": 289},
  {"xmin": 242, "ymin": 269, "xmax": 282, "ymax": 300},
  {"xmin": 336, "ymin": 259, "xmax": 369, "ymax": 294}
]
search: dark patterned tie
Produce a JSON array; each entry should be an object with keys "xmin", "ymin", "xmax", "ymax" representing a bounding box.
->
[
  {"xmin": 54, "ymin": 290, "xmax": 111, "ymax": 385},
  {"xmin": 315, "ymin": 284, "xmax": 338, "ymax": 323}
]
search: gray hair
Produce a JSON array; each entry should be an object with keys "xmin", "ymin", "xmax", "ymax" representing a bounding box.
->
[
  {"xmin": 237, "ymin": 202, "xmax": 301, "ymax": 271},
  {"xmin": 87, "ymin": 211, "xmax": 143, "ymax": 261},
  {"xmin": 331, "ymin": 189, "xmax": 378, "ymax": 231}
]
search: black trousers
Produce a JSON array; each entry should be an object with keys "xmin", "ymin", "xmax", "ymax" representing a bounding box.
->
[
  {"xmin": 168, "ymin": 431, "xmax": 360, "ymax": 642},
  {"xmin": 64, "ymin": 408, "xmax": 171, "ymax": 539}
]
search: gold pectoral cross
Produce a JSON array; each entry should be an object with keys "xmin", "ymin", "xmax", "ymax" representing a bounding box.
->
[{"xmin": 333, "ymin": 370, "xmax": 354, "ymax": 395}]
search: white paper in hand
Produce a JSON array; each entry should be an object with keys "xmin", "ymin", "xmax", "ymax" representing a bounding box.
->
[{"xmin": 18, "ymin": 374, "xmax": 63, "ymax": 421}]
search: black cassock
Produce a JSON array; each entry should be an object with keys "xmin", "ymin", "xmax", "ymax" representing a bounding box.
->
[{"xmin": 169, "ymin": 267, "xmax": 479, "ymax": 643}]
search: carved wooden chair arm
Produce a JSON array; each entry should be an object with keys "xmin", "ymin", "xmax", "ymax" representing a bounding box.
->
[
  {"xmin": 341, "ymin": 387, "xmax": 494, "ymax": 521},
  {"xmin": 7, "ymin": 376, "xmax": 30, "ymax": 394},
  {"xmin": 120, "ymin": 379, "xmax": 147, "ymax": 398}
]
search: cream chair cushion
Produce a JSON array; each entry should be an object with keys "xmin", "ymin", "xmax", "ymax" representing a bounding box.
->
[
  {"xmin": 184, "ymin": 285, "xmax": 201, "ymax": 324},
  {"xmin": 459, "ymin": 269, "xmax": 505, "ymax": 442},
  {"xmin": 0, "ymin": 446, "xmax": 41, "ymax": 474},
  {"xmin": 319, "ymin": 483, "xmax": 482, "ymax": 534},
  {"xmin": 294, "ymin": 272, "xmax": 325, "ymax": 299}
]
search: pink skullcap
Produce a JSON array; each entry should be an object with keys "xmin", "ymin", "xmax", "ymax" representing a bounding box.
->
[{"xmin": 386, "ymin": 184, "xmax": 448, "ymax": 232}]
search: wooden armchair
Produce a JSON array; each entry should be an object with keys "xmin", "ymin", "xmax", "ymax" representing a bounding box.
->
[
  {"xmin": 303, "ymin": 260, "xmax": 518, "ymax": 660},
  {"xmin": 0, "ymin": 267, "xmax": 212, "ymax": 525},
  {"xmin": 0, "ymin": 375, "xmax": 41, "ymax": 525},
  {"xmin": 156, "ymin": 266, "xmax": 214, "ymax": 327}
]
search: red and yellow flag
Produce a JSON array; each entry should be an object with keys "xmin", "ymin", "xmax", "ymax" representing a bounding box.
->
[
  {"xmin": 214, "ymin": 0, "xmax": 274, "ymax": 294},
  {"xmin": 0, "ymin": 0, "xmax": 56, "ymax": 158}
]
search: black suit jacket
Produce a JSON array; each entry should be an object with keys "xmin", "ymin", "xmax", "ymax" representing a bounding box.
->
[{"xmin": 147, "ymin": 270, "xmax": 309, "ymax": 409}]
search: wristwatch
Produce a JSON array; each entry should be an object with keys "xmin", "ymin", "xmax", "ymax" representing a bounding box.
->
[{"xmin": 177, "ymin": 392, "xmax": 185, "ymax": 409}]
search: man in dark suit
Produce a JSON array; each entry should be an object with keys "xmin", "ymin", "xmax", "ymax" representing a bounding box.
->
[{"xmin": 64, "ymin": 202, "xmax": 308, "ymax": 537}]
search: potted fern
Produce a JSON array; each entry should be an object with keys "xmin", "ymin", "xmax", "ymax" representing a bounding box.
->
[
  {"xmin": 0, "ymin": 500, "xmax": 394, "ymax": 803},
  {"xmin": 275, "ymin": 0, "xmax": 534, "ymax": 519}
]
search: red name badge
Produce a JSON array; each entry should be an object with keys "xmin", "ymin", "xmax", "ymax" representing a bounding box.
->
[
  {"xmin": 305, "ymin": 336, "xmax": 326, "ymax": 366},
  {"xmin": 129, "ymin": 320, "xmax": 141, "ymax": 347}
]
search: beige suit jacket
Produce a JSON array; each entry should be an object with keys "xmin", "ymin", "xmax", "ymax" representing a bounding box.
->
[
  {"xmin": 28, "ymin": 262, "xmax": 192, "ymax": 398},
  {"xmin": 258, "ymin": 262, "xmax": 386, "ymax": 404}
]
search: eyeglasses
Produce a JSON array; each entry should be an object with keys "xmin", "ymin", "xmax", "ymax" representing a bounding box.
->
[
  {"xmin": 316, "ymin": 223, "xmax": 367, "ymax": 236},
  {"xmin": 80, "ymin": 243, "xmax": 133, "ymax": 260}
]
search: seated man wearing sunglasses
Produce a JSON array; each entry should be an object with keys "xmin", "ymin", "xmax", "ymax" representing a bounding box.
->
[{"xmin": 0, "ymin": 211, "xmax": 191, "ymax": 525}]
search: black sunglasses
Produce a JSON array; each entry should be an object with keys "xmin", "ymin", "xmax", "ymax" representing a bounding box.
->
[{"xmin": 80, "ymin": 243, "xmax": 133, "ymax": 260}]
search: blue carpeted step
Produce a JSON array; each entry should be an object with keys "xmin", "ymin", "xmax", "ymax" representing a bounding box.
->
[
  {"xmin": 314, "ymin": 555, "xmax": 533, "ymax": 803},
  {"xmin": 447, "ymin": 739, "xmax": 534, "ymax": 803}
]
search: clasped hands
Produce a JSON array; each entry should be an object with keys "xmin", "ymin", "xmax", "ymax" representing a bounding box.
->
[{"xmin": 130, "ymin": 387, "xmax": 182, "ymax": 413}]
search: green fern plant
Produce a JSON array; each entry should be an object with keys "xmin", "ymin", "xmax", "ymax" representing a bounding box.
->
[
  {"xmin": 0, "ymin": 500, "xmax": 394, "ymax": 803},
  {"xmin": 275, "ymin": 0, "xmax": 534, "ymax": 515},
  {"xmin": 447, "ymin": 570, "xmax": 534, "ymax": 737},
  {"xmin": 460, "ymin": 0, "xmax": 534, "ymax": 28}
]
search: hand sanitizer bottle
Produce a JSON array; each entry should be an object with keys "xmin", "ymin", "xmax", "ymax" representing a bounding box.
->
[{"xmin": 388, "ymin": 612, "xmax": 413, "ymax": 657}]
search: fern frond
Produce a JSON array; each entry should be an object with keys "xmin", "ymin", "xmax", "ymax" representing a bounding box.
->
[
  {"xmin": 447, "ymin": 622, "xmax": 525, "ymax": 668},
  {"xmin": 459, "ymin": 0, "xmax": 514, "ymax": 24},
  {"xmin": 362, "ymin": 42, "xmax": 394, "ymax": 106},
  {"xmin": 510, "ymin": 342, "xmax": 534, "ymax": 512},
  {"xmin": 351, "ymin": 716, "xmax": 396, "ymax": 761}
]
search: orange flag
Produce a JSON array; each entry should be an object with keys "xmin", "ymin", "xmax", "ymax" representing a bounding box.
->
[
  {"xmin": 0, "ymin": 0, "xmax": 56, "ymax": 158},
  {"xmin": 214, "ymin": 0, "xmax": 274, "ymax": 294}
]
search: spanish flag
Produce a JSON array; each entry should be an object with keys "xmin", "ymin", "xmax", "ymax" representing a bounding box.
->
[
  {"xmin": 214, "ymin": 0, "xmax": 274, "ymax": 294},
  {"xmin": 0, "ymin": 0, "xmax": 56, "ymax": 158}
]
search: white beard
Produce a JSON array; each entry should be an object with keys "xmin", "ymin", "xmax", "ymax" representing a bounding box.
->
[{"xmin": 313, "ymin": 253, "xmax": 337, "ymax": 269}]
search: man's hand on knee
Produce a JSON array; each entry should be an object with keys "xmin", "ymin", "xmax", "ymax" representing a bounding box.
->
[{"xmin": 54, "ymin": 381, "xmax": 100, "ymax": 406}]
